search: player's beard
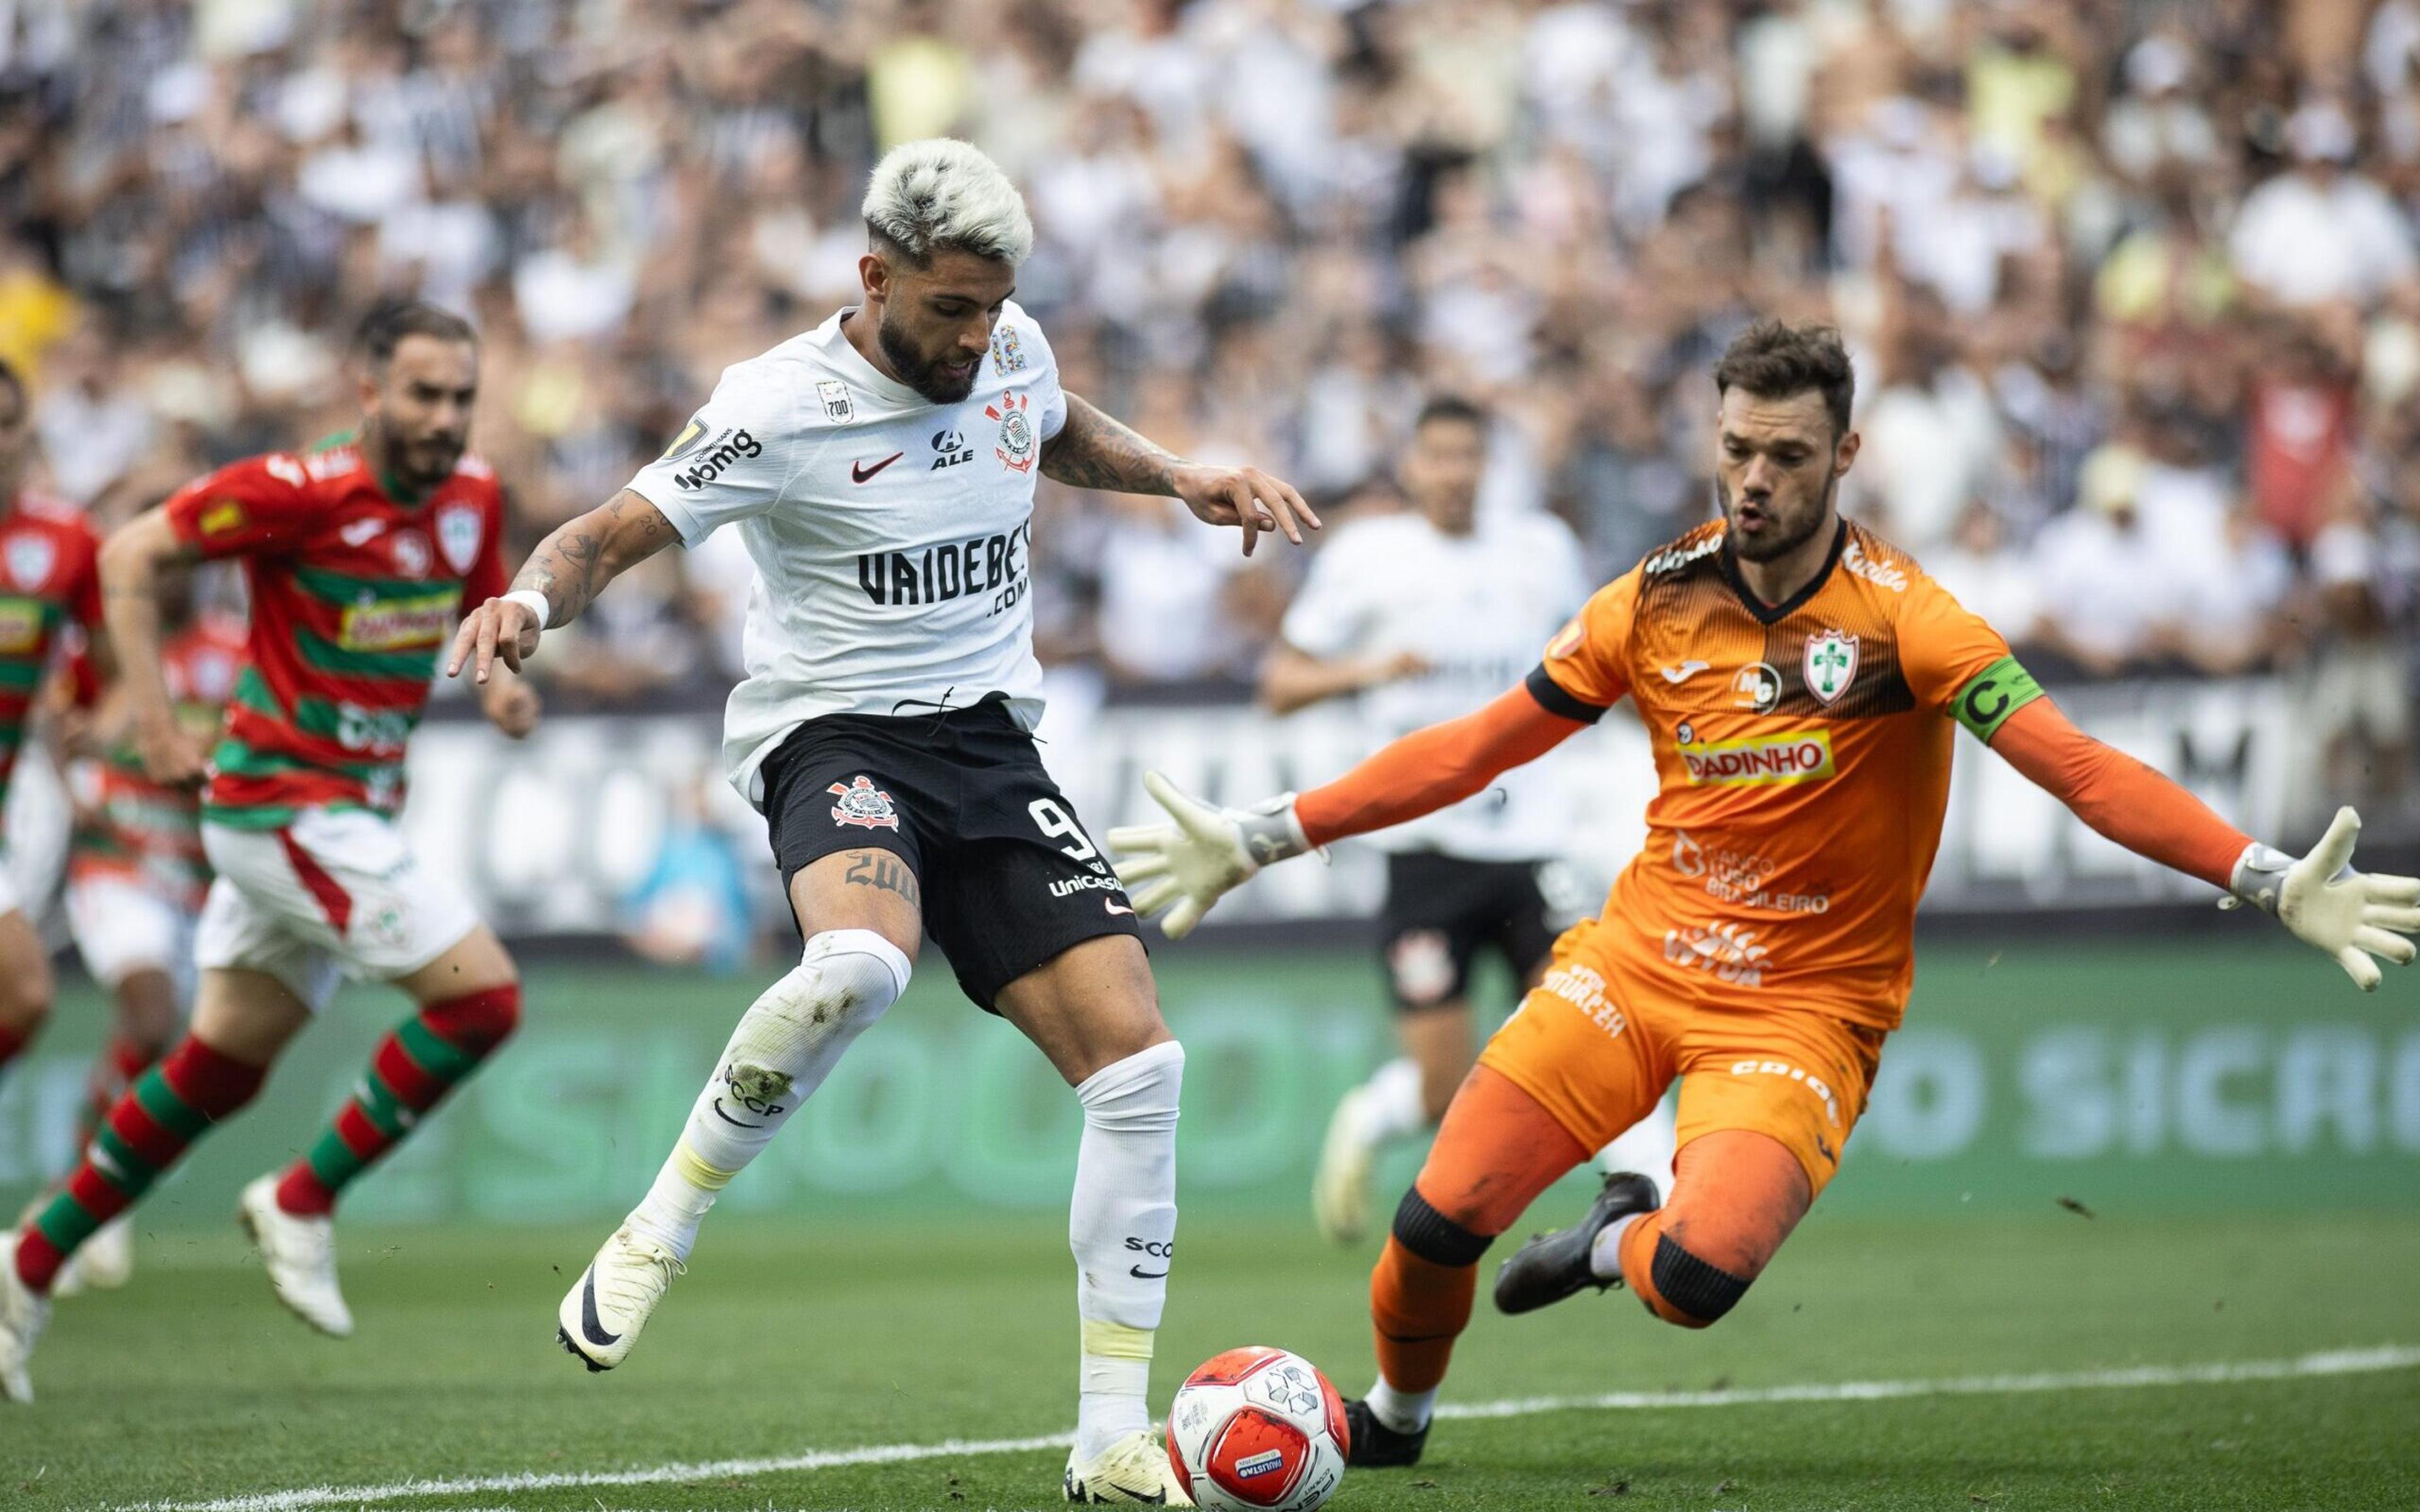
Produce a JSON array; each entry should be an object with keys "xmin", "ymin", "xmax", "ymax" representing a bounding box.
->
[
  {"xmin": 1719, "ymin": 471, "xmax": 1837, "ymax": 564},
  {"xmin": 877, "ymin": 307, "xmax": 980, "ymax": 404},
  {"xmin": 363, "ymin": 416, "xmax": 464, "ymax": 496},
  {"xmin": 398, "ymin": 433, "xmax": 465, "ymax": 490}
]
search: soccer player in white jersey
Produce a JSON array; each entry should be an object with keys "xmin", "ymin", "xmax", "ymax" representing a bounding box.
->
[
  {"xmin": 449, "ymin": 139, "xmax": 1318, "ymax": 1504},
  {"xmin": 1264, "ymin": 397, "xmax": 1674, "ymax": 1244}
]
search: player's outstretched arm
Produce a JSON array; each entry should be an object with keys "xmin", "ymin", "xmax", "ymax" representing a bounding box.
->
[
  {"xmin": 1109, "ymin": 682, "xmax": 1589, "ymax": 937},
  {"xmin": 1990, "ymin": 697, "xmax": 2420, "ymax": 990},
  {"xmin": 1259, "ymin": 641, "xmax": 1431, "ymax": 716},
  {"xmin": 1042, "ymin": 392, "xmax": 1320, "ymax": 556},
  {"xmin": 446, "ymin": 489, "xmax": 677, "ymax": 685},
  {"xmin": 97, "ymin": 507, "xmax": 208, "ymax": 784}
]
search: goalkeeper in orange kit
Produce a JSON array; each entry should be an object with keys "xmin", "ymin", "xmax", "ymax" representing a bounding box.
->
[{"xmin": 1108, "ymin": 321, "xmax": 2420, "ymax": 1469}]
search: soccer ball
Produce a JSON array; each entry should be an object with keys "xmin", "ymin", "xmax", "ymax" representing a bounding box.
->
[{"xmin": 1165, "ymin": 1346, "xmax": 1349, "ymax": 1512}]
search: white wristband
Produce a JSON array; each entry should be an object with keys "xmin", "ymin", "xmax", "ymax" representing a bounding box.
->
[{"xmin": 501, "ymin": 589, "xmax": 553, "ymax": 630}]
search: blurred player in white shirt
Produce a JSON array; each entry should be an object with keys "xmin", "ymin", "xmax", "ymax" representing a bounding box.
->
[{"xmin": 1264, "ymin": 397, "xmax": 1673, "ymax": 1244}]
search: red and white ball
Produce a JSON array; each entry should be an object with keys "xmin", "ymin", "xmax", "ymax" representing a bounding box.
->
[{"xmin": 1165, "ymin": 1346, "xmax": 1349, "ymax": 1512}]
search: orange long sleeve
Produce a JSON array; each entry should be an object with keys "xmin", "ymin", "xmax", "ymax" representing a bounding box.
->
[
  {"xmin": 1988, "ymin": 696, "xmax": 2252, "ymax": 891},
  {"xmin": 1295, "ymin": 681, "xmax": 1591, "ymax": 848}
]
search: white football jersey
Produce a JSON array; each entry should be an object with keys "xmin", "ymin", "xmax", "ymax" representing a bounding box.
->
[
  {"xmin": 1281, "ymin": 509, "xmax": 1590, "ymax": 860},
  {"xmin": 627, "ymin": 304, "xmax": 1067, "ymax": 805}
]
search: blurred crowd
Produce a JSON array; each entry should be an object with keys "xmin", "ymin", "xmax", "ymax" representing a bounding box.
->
[{"xmin": 0, "ymin": 0, "xmax": 2414, "ymax": 803}]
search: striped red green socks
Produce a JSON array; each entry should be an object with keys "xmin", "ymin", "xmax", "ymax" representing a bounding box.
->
[
  {"xmin": 274, "ymin": 985, "xmax": 521, "ymax": 1218},
  {"xmin": 82, "ymin": 1035, "xmax": 158, "ymax": 1147},
  {"xmin": 14, "ymin": 1037, "xmax": 266, "ymax": 1293}
]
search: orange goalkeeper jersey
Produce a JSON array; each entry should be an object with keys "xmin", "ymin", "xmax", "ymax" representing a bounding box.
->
[{"xmin": 1530, "ymin": 518, "xmax": 2041, "ymax": 1029}]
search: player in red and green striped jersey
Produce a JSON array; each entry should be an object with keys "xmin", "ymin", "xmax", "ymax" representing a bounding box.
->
[
  {"xmin": 0, "ymin": 358, "xmax": 105, "ymax": 1102},
  {"xmin": 0, "ymin": 302, "xmax": 540, "ymax": 1404}
]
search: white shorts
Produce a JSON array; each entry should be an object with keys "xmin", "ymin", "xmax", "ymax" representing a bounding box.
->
[
  {"xmin": 66, "ymin": 874, "xmax": 197, "ymax": 990},
  {"xmin": 196, "ymin": 808, "xmax": 479, "ymax": 1013},
  {"xmin": 3, "ymin": 744, "xmax": 70, "ymax": 929}
]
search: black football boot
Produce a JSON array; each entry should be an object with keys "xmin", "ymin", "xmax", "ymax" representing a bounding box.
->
[
  {"xmin": 1491, "ymin": 1171, "xmax": 1661, "ymax": 1315},
  {"xmin": 1343, "ymin": 1396, "xmax": 1431, "ymax": 1468}
]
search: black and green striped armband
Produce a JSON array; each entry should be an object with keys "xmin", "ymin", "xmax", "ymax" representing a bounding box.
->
[{"xmin": 1949, "ymin": 655, "xmax": 2044, "ymax": 743}]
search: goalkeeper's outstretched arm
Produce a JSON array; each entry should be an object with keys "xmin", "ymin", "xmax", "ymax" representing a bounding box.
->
[
  {"xmin": 1107, "ymin": 679, "xmax": 1594, "ymax": 937},
  {"xmin": 1988, "ymin": 697, "xmax": 2420, "ymax": 990}
]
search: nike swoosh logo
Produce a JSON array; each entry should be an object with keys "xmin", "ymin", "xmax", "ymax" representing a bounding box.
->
[
  {"xmin": 1104, "ymin": 900, "xmax": 1135, "ymax": 916},
  {"xmin": 580, "ymin": 1269, "xmax": 621, "ymax": 1347},
  {"xmin": 339, "ymin": 519, "xmax": 383, "ymax": 546},
  {"xmin": 710, "ymin": 1098, "xmax": 763, "ymax": 1128},
  {"xmin": 1128, "ymin": 1265, "xmax": 1168, "ymax": 1279},
  {"xmin": 1658, "ymin": 661, "xmax": 1710, "ymax": 684},
  {"xmin": 851, "ymin": 452, "xmax": 904, "ymax": 484}
]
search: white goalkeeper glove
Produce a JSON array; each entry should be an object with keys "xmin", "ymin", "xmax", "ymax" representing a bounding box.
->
[
  {"xmin": 2223, "ymin": 806, "xmax": 2420, "ymax": 991},
  {"xmin": 1106, "ymin": 770, "xmax": 1315, "ymax": 939}
]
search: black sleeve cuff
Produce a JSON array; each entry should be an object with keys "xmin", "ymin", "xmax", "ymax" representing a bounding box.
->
[{"xmin": 1526, "ymin": 664, "xmax": 1608, "ymax": 724}]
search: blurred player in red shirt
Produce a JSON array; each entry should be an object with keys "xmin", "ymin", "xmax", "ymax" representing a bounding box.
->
[
  {"xmin": 0, "ymin": 302, "xmax": 539, "ymax": 1405},
  {"xmin": 0, "ymin": 358, "xmax": 103, "ymax": 1102}
]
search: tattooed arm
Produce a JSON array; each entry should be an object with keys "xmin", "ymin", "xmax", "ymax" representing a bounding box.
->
[
  {"xmin": 446, "ymin": 489, "xmax": 677, "ymax": 684},
  {"xmin": 1042, "ymin": 392, "xmax": 1321, "ymax": 556}
]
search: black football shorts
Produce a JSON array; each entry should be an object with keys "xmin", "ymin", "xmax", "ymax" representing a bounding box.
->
[
  {"xmin": 758, "ymin": 696, "xmax": 1143, "ymax": 1011},
  {"xmin": 1374, "ymin": 850, "xmax": 1557, "ymax": 1012}
]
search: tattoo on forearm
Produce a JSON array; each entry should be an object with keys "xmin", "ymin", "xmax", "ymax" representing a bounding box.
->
[
  {"xmin": 509, "ymin": 491, "xmax": 670, "ymax": 623},
  {"xmin": 844, "ymin": 851, "xmax": 921, "ymax": 909},
  {"xmin": 1040, "ymin": 394, "xmax": 1185, "ymax": 496}
]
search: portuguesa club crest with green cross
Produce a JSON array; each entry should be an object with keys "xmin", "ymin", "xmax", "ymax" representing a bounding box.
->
[{"xmin": 1803, "ymin": 629, "xmax": 1858, "ymax": 705}]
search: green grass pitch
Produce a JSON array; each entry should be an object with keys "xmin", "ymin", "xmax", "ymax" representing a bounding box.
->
[{"xmin": 6, "ymin": 1209, "xmax": 2417, "ymax": 1510}]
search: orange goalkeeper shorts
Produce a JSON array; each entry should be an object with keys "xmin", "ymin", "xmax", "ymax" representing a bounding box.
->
[{"xmin": 1476, "ymin": 917, "xmax": 1887, "ymax": 1198}]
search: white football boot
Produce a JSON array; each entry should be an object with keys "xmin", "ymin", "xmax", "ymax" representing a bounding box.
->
[
  {"xmin": 1064, "ymin": 1429, "xmax": 1194, "ymax": 1505},
  {"xmin": 1310, "ymin": 1086, "xmax": 1378, "ymax": 1246},
  {"xmin": 55, "ymin": 1213, "xmax": 134, "ymax": 1297},
  {"xmin": 0, "ymin": 1234, "xmax": 50, "ymax": 1404},
  {"xmin": 556, "ymin": 1224, "xmax": 684, "ymax": 1372},
  {"xmin": 238, "ymin": 1176, "xmax": 352, "ymax": 1337}
]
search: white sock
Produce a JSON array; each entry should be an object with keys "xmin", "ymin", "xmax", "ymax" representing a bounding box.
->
[
  {"xmin": 1357, "ymin": 1057, "xmax": 1429, "ymax": 1144},
  {"xmin": 1589, "ymin": 1211, "xmax": 1645, "ymax": 1282},
  {"xmin": 626, "ymin": 929, "xmax": 910, "ymax": 1261},
  {"xmin": 1366, "ymin": 1377, "xmax": 1436, "ymax": 1434},
  {"xmin": 1069, "ymin": 1040, "xmax": 1185, "ymax": 1460}
]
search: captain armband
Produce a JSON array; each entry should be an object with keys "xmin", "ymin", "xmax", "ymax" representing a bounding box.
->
[{"xmin": 1949, "ymin": 655, "xmax": 2044, "ymax": 743}]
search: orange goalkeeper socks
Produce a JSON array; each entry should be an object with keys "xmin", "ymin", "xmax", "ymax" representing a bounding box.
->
[{"xmin": 1371, "ymin": 1235, "xmax": 1477, "ymax": 1394}]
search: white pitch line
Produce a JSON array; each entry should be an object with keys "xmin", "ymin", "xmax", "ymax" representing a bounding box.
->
[
  {"xmin": 1429, "ymin": 1343, "xmax": 2420, "ymax": 1419},
  {"xmin": 103, "ymin": 1435, "xmax": 1075, "ymax": 1512},
  {"xmin": 107, "ymin": 1344, "xmax": 2420, "ymax": 1512}
]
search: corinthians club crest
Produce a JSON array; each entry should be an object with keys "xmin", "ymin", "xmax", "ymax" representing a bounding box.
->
[
  {"xmin": 828, "ymin": 775, "xmax": 901, "ymax": 830},
  {"xmin": 1803, "ymin": 629, "xmax": 1858, "ymax": 705},
  {"xmin": 988, "ymin": 390, "xmax": 1035, "ymax": 474}
]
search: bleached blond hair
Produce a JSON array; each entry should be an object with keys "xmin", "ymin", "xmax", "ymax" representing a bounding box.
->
[{"xmin": 861, "ymin": 139, "xmax": 1034, "ymax": 266}]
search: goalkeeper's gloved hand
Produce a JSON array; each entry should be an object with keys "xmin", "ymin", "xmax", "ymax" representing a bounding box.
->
[
  {"xmin": 1106, "ymin": 770, "xmax": 1314, "ymax": 939},
  {"xmin": 2223, "ymin": 806, "xmax": 2420, "ymax": 991}
]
